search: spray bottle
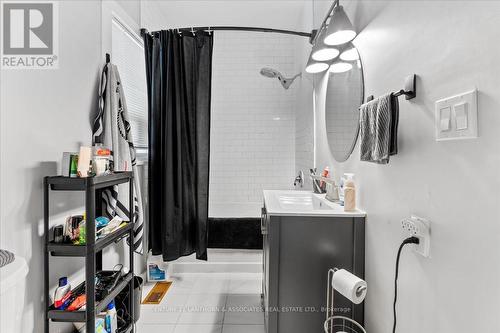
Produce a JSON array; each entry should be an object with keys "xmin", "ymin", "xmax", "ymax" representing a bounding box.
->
[{"xmin": 105, "ymin": 301, "xmax": 118, "ymax": 333}]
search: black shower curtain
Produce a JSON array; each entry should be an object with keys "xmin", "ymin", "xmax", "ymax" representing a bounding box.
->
[{"xmin": 143, "ymin": 30, "xmax": 213, "ymax": 261}]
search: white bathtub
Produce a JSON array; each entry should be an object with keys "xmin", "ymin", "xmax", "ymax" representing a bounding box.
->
[
  {"xmin": 177, "ymin": 202, "xmax": 262, "ymax": 274},
  {"xmin": 209, "ymin": 202, "xmax": 262, "ymax": 218}
]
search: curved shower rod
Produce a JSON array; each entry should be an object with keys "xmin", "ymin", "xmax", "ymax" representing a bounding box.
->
[{"xmin": 140, "ymin": 26, "xmax": 312, "ymax": 38}]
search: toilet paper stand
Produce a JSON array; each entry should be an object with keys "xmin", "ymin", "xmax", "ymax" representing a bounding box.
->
[{"xmin": 325, "ymin": 268, "xmax": 367, "ymax": 333}]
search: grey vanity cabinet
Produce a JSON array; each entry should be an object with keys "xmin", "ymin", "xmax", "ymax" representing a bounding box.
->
[{"xmin": 261, "ymin": 206, "xmax": 365, "ymax": 333}]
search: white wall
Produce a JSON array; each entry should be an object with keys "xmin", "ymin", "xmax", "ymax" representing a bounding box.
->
[
  {"xmin": 114, "ymin": 0, "xmax": 141, "ymax": 26},
  {"xmin": 0, "ymin": 1, "xmax": 143, "ymax": 332},
  {"xmin": 141, "ymin": 0, "xmax": 309, "ymax": 32},
  {"xmin": 313, "ymin": 1, "xmax": 500, "ymax": 332}
]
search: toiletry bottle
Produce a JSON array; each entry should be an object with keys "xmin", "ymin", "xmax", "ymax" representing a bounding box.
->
[
  {"xmin": 78, "ymin": 220, "xmax": 86, "ymax": 245},
  {"xmin": 71, "ymin": 217, "xmax": 80, "ymax": 243},
  {"xmin": 69, "ymin": 154, "xmax": 79, "ymax": 178},
  {"xmin": 105, "ymin": 301, "xmax": 118, "ymax": 333},
  {"xmin": 344, "ymin": 178, "xmax": 356, "ymax": 212},
  {"xmin": 54, "ymin": 277, "xmax": 72, "ymax": 309},
  {"xmin": 320, "ymin": 166, "xmax": 329, "ymax": 191},
  {"xmin": 67, "ymin": 294, "xmax": 86, "ymax": 311},
  {"xmin": 53, "ymin": 225, "xmax": 64, "ymax": 243}
]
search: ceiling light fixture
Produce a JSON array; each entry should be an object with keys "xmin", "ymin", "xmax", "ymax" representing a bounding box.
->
[
  {"xmin": 311, "ymin": 29, "xmax": 340, "ymax": 61},
  {"xmin": 324, "ymin": 5, "xmax": 357, "ymax": 46},
  {"xmin": 339, "ymin": 47, "xmax": 359, "ymax": 61},
  {"xmin": 329, "ymin": 61, "xmax": 353, "ymax": 73},
  {"xmin": 305, "ymin": 54, "xmax": 329, "ymax": 74}
]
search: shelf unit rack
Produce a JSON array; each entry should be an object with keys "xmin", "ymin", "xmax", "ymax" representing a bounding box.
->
[{"xmin": 44, "ymin": 172, "xmax": 135, "ymax": 333}]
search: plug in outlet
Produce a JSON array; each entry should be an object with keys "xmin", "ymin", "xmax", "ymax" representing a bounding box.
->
[{"xmin": 400, "ymin": 215, "xmax": 431, "ymax": 257}]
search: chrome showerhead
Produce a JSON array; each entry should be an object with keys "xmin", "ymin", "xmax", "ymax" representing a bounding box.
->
[
  {"xmin": 260, "ymin": 67, "xmax": 280, "ymax": 78},
  {"xmin": 259, "ymin": 67, "xmax": 301, "ymax": 89}
]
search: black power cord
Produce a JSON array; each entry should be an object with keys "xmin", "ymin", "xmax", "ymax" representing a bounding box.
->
[{"xmin": 393, "ymin": 236, "xmax": 419, "ymax": 333}]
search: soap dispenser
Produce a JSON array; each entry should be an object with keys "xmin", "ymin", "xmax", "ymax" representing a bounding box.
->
[{"xmin": 343, "ymin": 175, "xmax": 356, "ymax": 212}]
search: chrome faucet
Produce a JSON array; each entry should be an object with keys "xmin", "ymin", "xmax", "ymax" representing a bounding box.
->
[{"xmin": 293, "ymin": 171, "xmax": 304, "ymax": 188}]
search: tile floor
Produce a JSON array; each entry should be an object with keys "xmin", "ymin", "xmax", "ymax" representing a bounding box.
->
[{"xmin": 137, "ymin": 273, "xmax": 264, "ymax": 333}]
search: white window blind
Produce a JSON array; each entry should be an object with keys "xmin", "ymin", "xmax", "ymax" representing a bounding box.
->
[{"xmin": 111, "ymin": 18, "xmax": 148, "ymax": 149}]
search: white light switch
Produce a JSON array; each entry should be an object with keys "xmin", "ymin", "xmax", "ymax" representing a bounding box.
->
[
  {"xmin": 454, "ymin": 102, "xmax": 468, "ymax": 130},
  {"xmin": 435, "ymin": 89, "xmax": 477, "ymax": 141},
  {"xmin": 440, "ymin": 107, "xmax": 451, "ymax": 131}
]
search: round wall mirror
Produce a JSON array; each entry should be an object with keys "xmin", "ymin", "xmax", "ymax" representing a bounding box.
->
[{"xmin": 325, "ymin": 45, "xmax": 364, "ymax": 162}]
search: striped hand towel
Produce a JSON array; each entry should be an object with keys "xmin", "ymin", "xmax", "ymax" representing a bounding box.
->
[
  {"xmin": 92, "ymin": 63, "xmax": 145, "ymax": 254},
  {"xmin": 0, "ymin": 250, "xmax": 15, "ymax": 268},
  {"xmin": 359, "ymin": 93, "xmax": 399, "ymax": 164}
]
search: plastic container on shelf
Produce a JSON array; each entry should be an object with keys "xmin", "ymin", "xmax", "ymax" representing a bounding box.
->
[
  {"xmin": 105, "ymin": 301, "xmax": 118, "ymax": 333},
  {"xmin": 54, "ymin": 277, "xmax": 72, "ymax": 309}
]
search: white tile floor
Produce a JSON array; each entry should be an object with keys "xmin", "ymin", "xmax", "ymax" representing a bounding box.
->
[{"xmin": 137, "ymin": 273, "xmax": 264, "ymax": 333}]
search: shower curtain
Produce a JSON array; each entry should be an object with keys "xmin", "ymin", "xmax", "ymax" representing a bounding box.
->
[{"xmin": 143, "ymin": 30, "xmax": 213, "ymax": 261}]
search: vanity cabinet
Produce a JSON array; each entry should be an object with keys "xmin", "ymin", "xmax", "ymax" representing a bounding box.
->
[{"xmin": 261, "ymin": 198, "xmax": 365, "ymax": 333}]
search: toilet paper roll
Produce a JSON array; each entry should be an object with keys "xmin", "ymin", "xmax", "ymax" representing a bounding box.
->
[{"xmin": 332, "ymin": 269, "xmax": 367, "ymax": 304}]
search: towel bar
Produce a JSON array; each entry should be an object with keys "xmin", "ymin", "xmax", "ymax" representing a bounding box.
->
[{"xmin": 366, "ymin": 74, "xmax": 416, "ymax": 103}]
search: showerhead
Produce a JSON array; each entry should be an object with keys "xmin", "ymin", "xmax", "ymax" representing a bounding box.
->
[
  {"xmin": 259, "ymin": 67, "xmax": 301, "ymax": 89},
  {"xmin": 260, "ymin": 67, "xmax": 280, "ymax": 78}
]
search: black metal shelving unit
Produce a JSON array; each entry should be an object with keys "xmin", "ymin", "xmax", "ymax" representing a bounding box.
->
[{"xmin": 44, "ymin": 172, "xmax": 135, "ymax": 333}]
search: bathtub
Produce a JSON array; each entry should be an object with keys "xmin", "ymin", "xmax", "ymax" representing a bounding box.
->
[
  {"xmin": 209, "ymin": 202, "xmax": 262, "ymax": 218},
  {"xmin": 166, "ymin": 202, "xmax": 264, "ymax": 274}
]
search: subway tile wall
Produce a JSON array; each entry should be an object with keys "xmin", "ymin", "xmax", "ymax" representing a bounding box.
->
[{"xmin": 209, "ymin": 32, "xmax": 303, "ymax": 213}]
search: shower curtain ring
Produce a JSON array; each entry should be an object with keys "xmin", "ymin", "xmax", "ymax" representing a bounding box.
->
[
  {"xmin": 207, "ymin": 27, "xmax": 212, "ymax": 35},
  {"xmin": 177, "ymin": 28, "xmax": 181, "ymax": 35},
  {"xmin": 191, "ymin": 27, "xmax": 195, "ymax": 36}
]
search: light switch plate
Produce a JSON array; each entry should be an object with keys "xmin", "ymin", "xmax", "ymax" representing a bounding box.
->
[{"xmin": 435, "ymin": 89, "xmax": 478, "ymax": 141}]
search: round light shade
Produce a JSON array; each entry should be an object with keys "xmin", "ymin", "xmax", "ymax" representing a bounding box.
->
[
  {"xmin": 324, "ymin": 6, "xmax": 356, "ymax": 46},
  {"xmin": 312, "ymin": 48, "xmax": 340, "ymax": 61},
  {"xmin": 339, "ymin": 47, "xmax": 359, "ymax": 61},
  {"xmin": 305, "ymin": 53, "xmax": 329, "ymax": 73},
  {"xmin": 306, "ymin": 62, "xmax": 329, "ymax": 74},
  {"xmin": 311, "ymin": 29, "xmax": 340, "ymax": 61},
  {"xmin": 329, "ymin": 62, "xmax": 353, "ymax": 73}
]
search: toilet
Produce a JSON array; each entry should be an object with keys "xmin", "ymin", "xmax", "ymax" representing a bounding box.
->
[{"xmin": 0, "ymin": 255, "xmax": 29, "ymax": 333}]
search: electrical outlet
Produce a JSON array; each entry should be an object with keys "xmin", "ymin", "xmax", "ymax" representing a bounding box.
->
[{"xmin": 400, "ymin": 215, "xmax": 431, "ymax": 257}]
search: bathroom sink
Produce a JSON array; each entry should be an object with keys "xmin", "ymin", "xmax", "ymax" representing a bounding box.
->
[
  {"xmin": 263, "ymin": 190, "xmax": 366, "ymax": 217},
  {"xmin": 277, "ymin": 192, "xmax": 334, "ymax": 211}
]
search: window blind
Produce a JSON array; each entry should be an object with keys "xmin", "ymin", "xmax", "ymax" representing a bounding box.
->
[{"xmin": 111, "ymin": 18, "xmax": 148, "ymax": 149}]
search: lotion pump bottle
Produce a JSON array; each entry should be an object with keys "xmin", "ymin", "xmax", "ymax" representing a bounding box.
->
[{"xmin": 343, "ymin": 176, "xmax": 356, "ymax": 212}]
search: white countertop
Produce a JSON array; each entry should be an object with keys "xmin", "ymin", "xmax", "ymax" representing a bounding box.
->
[{"xmin": 263, "ymin": 190, "xmax": 366, "ymax": 217}]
